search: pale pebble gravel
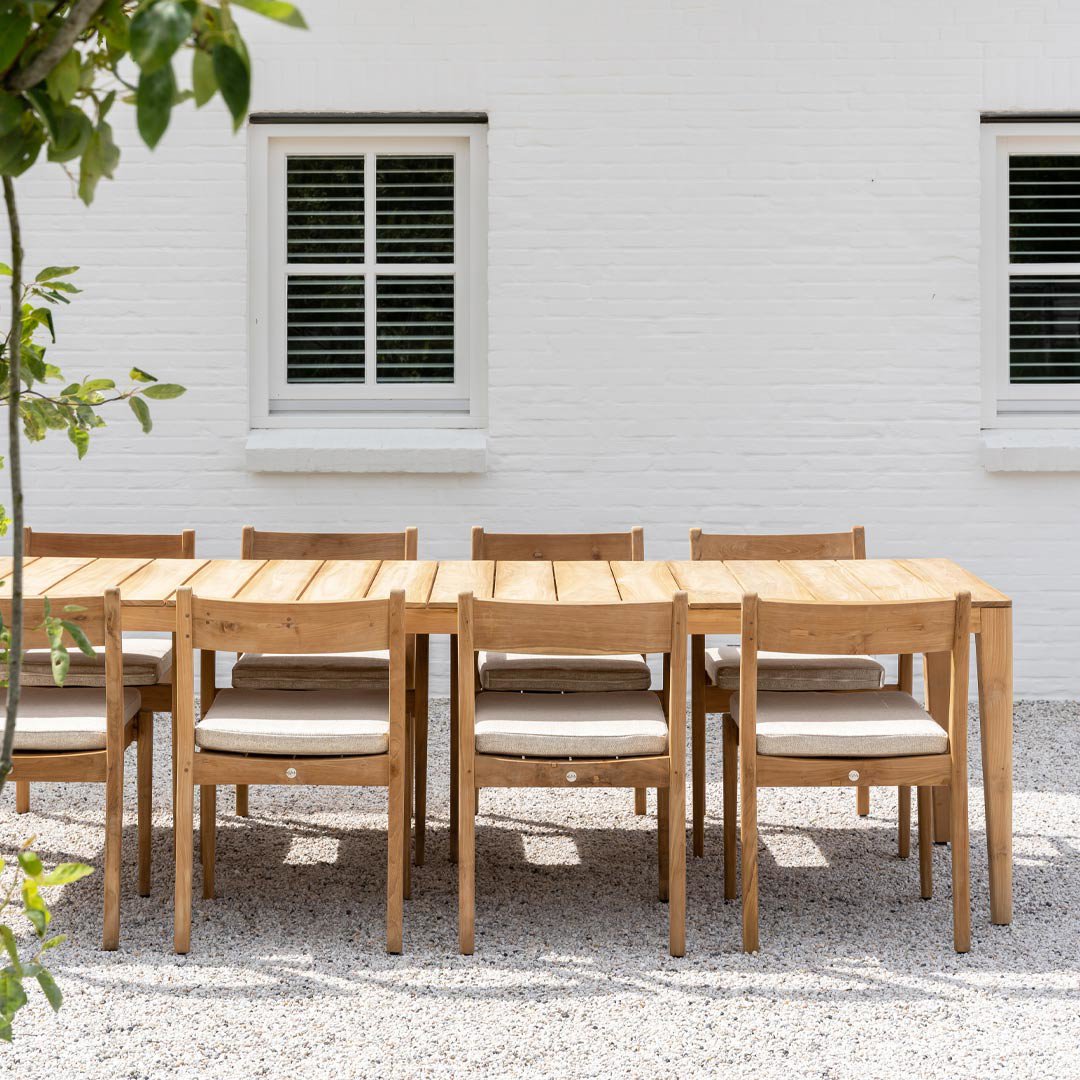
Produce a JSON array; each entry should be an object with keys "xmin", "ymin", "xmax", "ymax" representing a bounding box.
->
[{"xmin": 1, "ymin": 699, "xmax": 1078, "ymax": 1079}]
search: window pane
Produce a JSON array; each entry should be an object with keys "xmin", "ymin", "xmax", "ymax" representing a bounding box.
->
[
  {"xmin": 376, "ymin": 155, "xmax": 454, "ymax": 263},
  {"xmin": 376, "ymin": 276, "xmax": 454, "ymax": 383},
  {"xmin": 1010, "ymin": 276, "xmax": 1080, "ymax": 383},
  {"xmin": 287, "ymin": 156, "xmax": 364, "ymax": 264},
  {"xmin": 287, "ymin": 276, "xmax": 365, "ymax": 383},
  {"xmin": 1009, "ymin": 154, "xmax": 1080, "ymax": 264}
]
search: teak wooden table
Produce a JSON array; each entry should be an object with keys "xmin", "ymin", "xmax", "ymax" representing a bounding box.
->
[{"xmin": 2, "ymin": 554, "xmax": 1013, "ymax": 925}]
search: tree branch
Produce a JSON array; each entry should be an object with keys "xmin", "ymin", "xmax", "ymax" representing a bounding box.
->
[{"xmin": 5, "ymin": 0, "xmax": 109, "ymax": 92}]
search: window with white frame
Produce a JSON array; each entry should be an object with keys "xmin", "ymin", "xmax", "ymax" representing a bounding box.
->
[
  {"xmin": 982, "ymin": 120, "xmax": 1080, "ymax": 426},
  {"xmin": 248, "ymin": 117, "xmax": 487, "ymax": 427}
]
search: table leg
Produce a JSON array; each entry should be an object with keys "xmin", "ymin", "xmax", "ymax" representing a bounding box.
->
[
  {"xmin": 691, "ymin": 634, "xmax": 706, "ymax": 857},
  {"xmin": 923, "ymin": 651, "xmax": 952, "ymax": 843},
  {"xmin": 976, "ymin": 606, "xmax": 1013, "ymax": 925},
  {"xmin": 414, "ymin": 634, "xmax": 429, "ymax": 867}
]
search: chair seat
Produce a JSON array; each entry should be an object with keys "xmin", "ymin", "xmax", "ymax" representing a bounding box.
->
[
  {"xmin": 477, "ymin": 651, "xmax": 651, "ymax": 692},
  {"xmin": 19, "ymin": 637, "xmax": 172, "ymax": 688},
  {"xmin": 705, "ymin": 644, "xmax": 885, "ymax": 692},
  {"xmin": 231, "ymin": 650, "xmax": 390, "ymax": 691},
  {"xmin": 728, "ymin": 690, "xmax": 948, "ymax": 758},
  {"xmin": 474, "ymin": 691, "xmax": 668, "ymax": 758},
  {"xmin": 196, "ymin": 688, "xmax": 389, "ymax": 756},
  {"xmin": 9, "ymin": 687, "xmax": 142, "ymax": 751}
]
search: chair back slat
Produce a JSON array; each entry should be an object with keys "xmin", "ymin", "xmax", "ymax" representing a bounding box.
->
[
  {"xmin": 472, "ymin": 526, "xmax": 644, "ymax": 562},
  {"xmin": 690, "ymin": 527, "xmax": 864, "ymax": 562},
  {"xmin": 185, "ymin": 591, "xmax": 397, "ymax": 654},
  {"xmin": 25, "ymin": 527, "xmax": 195, "ymax": 559},
  {"xmin": 755, "ymin": 596, "xmax": 965, "ymax": 657},
  {"xmin": 2, "ymin": 594, "xmax": 109, "ymax": 648},
  {"xmin": 242, "ymin": 527, "xmax": 416, "ymax": 561},
  {"xmin": 464, "ymin": 595, "xmax": 681, "ymax": 655}
]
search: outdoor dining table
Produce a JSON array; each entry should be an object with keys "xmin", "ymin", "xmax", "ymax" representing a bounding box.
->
[{"xmin": 2, "ymin": 553, "xmax": 1013, "ymax": 925}]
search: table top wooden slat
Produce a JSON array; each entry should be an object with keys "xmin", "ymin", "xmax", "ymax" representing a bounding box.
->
[
  {"xmin": 842, "ymin": 559, "xmax": 943, "ymax": 601},
  {"xmin": 725, "ymin": 560, "xmax": 818, "ymax": 601},
  {"xmin": 782, "ymin": 560, "xmax": 881, "ymax": 602},
  {"xmin": 554, "ymin": 561, "xmax": 621, "ymax": 602},
  {"xmin": 41, "ymin": 557, "xmax": 151, "ymax": 596},
  {"xmin": 494, "ymin": 561, "xmax": 556, "ymax": 602},
  {"xmin": 300, "ymin": 559, "xmax": 381, "ymax": 603},
  {"xmin": 610, "ymin": 560, "xmax": 682, "ymax": 602},
  {"xmin": 182, "ymin": 559, "xmax": 266, "ymax": 600},
  {"xmin": 236, "ymin": 560, "xmax": 323, "ymax": 602},
  {"xmin": 897, "ymin": 558, "xmax": 1011, "ymax": 607},
  {"xmin": 428, "ymin": 560, "xmax": 496, "ymax": 607},
  {"xmin": 366, "ymin": 559, "xmax": 439, "ymax": 604},
  {"xmin": 119, "ymin": 558, "xmax": 210, "ymax": 604},
  {"xmin": 0, "ymin": 555, "xmax": 33, "ymax": 582},
  {"xmin": 665, "ymin": 560, "xmax": 744, "ymax": 607}
]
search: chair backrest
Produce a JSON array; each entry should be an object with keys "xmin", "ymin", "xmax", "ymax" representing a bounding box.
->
[
  {"xmin": 241, "ymin": 527, "xmax": 417, "ymax": 561},
  {"xmin": 24, "ymin": 527, "xmax": 195, "ymax": 559},
  {"xmin": 471, "ymin": 527, "xmax": 644, "ymax": 562},
  {"xmin": 739, "ymin": 592, "xmax": 971, "ymax": 748},
  {"xmin": 689, "ymin": 527, "xmax": 865, "ymax": 562}
]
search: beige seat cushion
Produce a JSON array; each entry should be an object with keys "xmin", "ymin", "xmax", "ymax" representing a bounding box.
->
[
  {"xmin": 474, "ymin": 691, "xmax": 667, "ymax": 758},
  {"xmin": 231, "ymin": 650, "xmax": 390, "ymax": 691},
  {"xmin": 729, "ymin": 690, "xmax": 948, "ymax": 758},
  {"xmin": 19, "ymin": 637, "xmax": 172, "ymax": 688},
  {"xmin": 9, "ymin": 687, "xmax": 142, "ymax": 751},
  {"xmin": 197, "ymin": 688, "xmax": 389, "ymax": 756},
  {"xmin": 477, "ymin": 651, "xmax": 651, "ymax": 692},
  {"xmin": 705, "ymin": 644, "xmax": 884, "ymax": 692}
]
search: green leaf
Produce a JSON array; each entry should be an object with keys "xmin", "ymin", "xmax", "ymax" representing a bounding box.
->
[
  {"xmin": 0, "ymin": 117, "xmax": 44, "ymax": 177},
  {"xmin": 78, "ymin": 120, "xmax": 120, "ymax": 205},
  {"xmin": 35, "ymin": 969, "xmax": 62, "ymax": 1012},
  {"xmin": 46, "ymin": 107, "xmax": 92, "ymax": 163},
  {"xmin": 60, "ymin": 619, "xmax": 95, "ymax": 657},
  {"xmin": 34, "ymin": 265, "xmax": 78, "ymax": 283},
  {"xmin": 0, "ymin": 8, "xmax": 30, "ymax": 76},
  {"xmin": 129, "ymin": 367, "xmax": 158, "ymax": 383},
  {"xmin": 40, "ymin": 934, "xmax": 67, "ymax": 950},
  {"xmin": 130, "ymin": 0, "xmax": 194, "ymax": 73},
  {"xmin": 232, "ymin": 0, "xmax": 308, "ymax": 28},
  {"xmin": 192, "ymin": 47, "xmax": 216, "ymax": 107},
  {"xmin": 141, "ymin": 382, "xmax": 186, "ymax": 400},
  {"xmin": 39, "ymin": 863, "xmax": 93, "ymax": 887},
  {"xmin": 129, "ymin": 395, "xmax": 152, "ymax": 433},
  {"xmin": 17, "ymin": 850, "xmax": 43, "ymax": 879},
  {"xmin": 136, "ymin": 63, "xmax": 176, "ymax": 149},
  {"xmin": 212, "ymin": 43, "xmax": 249, "ymax": 130},
  {"xmin": 81, "ymin": 377, "xmax": 115, "ymax": 391},
  {"xmin": 100, "ymin": 0, "xmax": 129, "ymax": 53},
  {"xmin": 45, "ymin": 50, "xmax": 81, "ymax": 105},
  {"xmin": 49, "ymin": 639, "xmax": 69, "ymax": 684},
  {"xmin": 67, "ymin": 425, "xmax": 89, "ymax": 459},
  {"xmin": 0, "ymin": 261, "xmax": 9, "ymax": 274},
  {"xmin": 0, "ymin": 94, "xmax": 22, "ymax": 137},
  {"xmin": 0, "ymin": 925, "xmax": 18, "ymax": 967},
  {"xmin": 21, "ymin": 880, "xmax": 50, "ymax": 937}
]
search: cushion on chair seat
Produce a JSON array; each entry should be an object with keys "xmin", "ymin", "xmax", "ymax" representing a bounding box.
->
[
  {"xmin": 196, "ymin": 688, "xmax": 389, "ymax": 756},
  {"xmin": 9, "ymin": 687, "xmax": 142, "ymax": 751},
  {"xmin": 705, "ymin": 644, "xmax": 885, "ymax": 692},
  {"xmin": 477, "ymin": 651, "xmax": 651, "ymax": 692},
  {"xmin": 231, "ymin": 650, "xmax": 390, "ymax": 691},
  {"xmin": 19, "ymin": 637, "xmax": 172, "ymax": 688},
  {"xmin": 474, "ymin": 691, "xmax": 668, "ymax": 758},
  {"xmin": 728, "ymin": 690, "xmax": 948, "ymax": 758}
]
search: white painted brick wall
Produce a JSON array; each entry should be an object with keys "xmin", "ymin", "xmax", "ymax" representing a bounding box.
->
[{"xmin": 8, "ymin": 0, "xmax": 1080, "ymax": 695}]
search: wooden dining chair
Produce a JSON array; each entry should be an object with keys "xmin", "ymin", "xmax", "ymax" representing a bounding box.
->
[
  {"xmin": 3, "ymin": 590, "xmax": 150, "ymax": 949},
  {"xmin": 172, "ymin": 587, "xmax": 408, "ymax": 953},
  {"xmin": 232, "ymin": 526, "xmax": 428, "ymax": 866},
  {"xmin": 16, "ymin": 527, "xmax": 195, "ymax": 846},
  {"xmin": 687, "ymin": 527, "xmax": 914, "ymax": 867},
  {"xmin": 728, "ymin": 592, "xmax": 971, "ymax": 953},
  {"xmin": 457, "ymin": 526, "xmax": 650, "ymax": 859},
  {"xmin": 456, "ymin": 590, "xmax": 687, "ymax": 956}
]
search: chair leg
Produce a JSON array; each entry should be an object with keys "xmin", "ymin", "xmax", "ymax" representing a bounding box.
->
[
  {"xmin": 458, "ymin": 759, "xmax": 475, "ymax": 955},
  {"xmin": 15, "ymin": 780, "xmax": 29, "ymax": 814},
  {"xmin": 917, "ymin": 786, "xmax": 934, "ymax": 899},
  {"xmin": 387, "ymin": 753, "xmax": 405, "ymax": 954},
  {"xmin": 235, "ymin": 784, "xmax": 249, "ymax": 817},
  {"xmin": 856, "ymin": 786, "xmax": 870, "ymax": 816},
  {"xmin": 657, "ymin": 787, "xmax": 669, "ymax": 902},
  {"xmin": 102, "ymin": 757, "xmax": 123, "ymax": 951},
  {"xmin": 950, "ymin": 780, "xmax": 971, "ymax": 953},
  {"xmin": 668, "ymin": 778, "xmax": 686, "ymax": 957},
  {"xmin": 722, "ymin": 714, "xmax": 737, "ymax": 901},
  {"xmin": 413, "ymin": 635, "xmax": 429, "ymax": 867},
  {"xmin": 174, "ymin": 770, "xmax": 194, "ymax": 953},
  {"xmin": 200, "ymin": 785, "xmax": 216, "ymax": 900},
  {"xmin": 898, "ymin": 785, "xmax": 911, "ymax": 859},
  {"xmin": 137, "ymin": 710, "xmax": 153, "ymax": 897},
  {"xmin": 691, "ymin": 636, "xmax": 706, "ymax": 856},
  {"xmin": 403, "ymin": 709, "xmax": 413, "ymax": 900},
  {"xmin": 634, "ymin": 788, "xmax": 647, "ymax": 815},
  {"xmin": 740, "ymin": 756, "xmax": 758, "ymax": 953},
  {"xmin": 449, "ymin": 638, "xmax": 459, "ymax": 863}
]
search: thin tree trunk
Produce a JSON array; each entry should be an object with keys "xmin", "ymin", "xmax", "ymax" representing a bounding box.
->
[{"xmin": 0, "ymin": 175, "xmax": 22, "ymax": 794}]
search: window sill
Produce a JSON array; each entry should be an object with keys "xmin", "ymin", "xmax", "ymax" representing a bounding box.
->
[
  {"xmin": 245, "ymin": 427, "xmax": 488, "ymax": 473},
  {"xmin": 980, "ymin": 428, "xmax": 1080, "ymax": 472}
]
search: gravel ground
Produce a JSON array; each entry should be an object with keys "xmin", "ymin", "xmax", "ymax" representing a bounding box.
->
[{"xmin": 1, "ymin": 699, "xmax": 1078, "ymax": 1079}]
